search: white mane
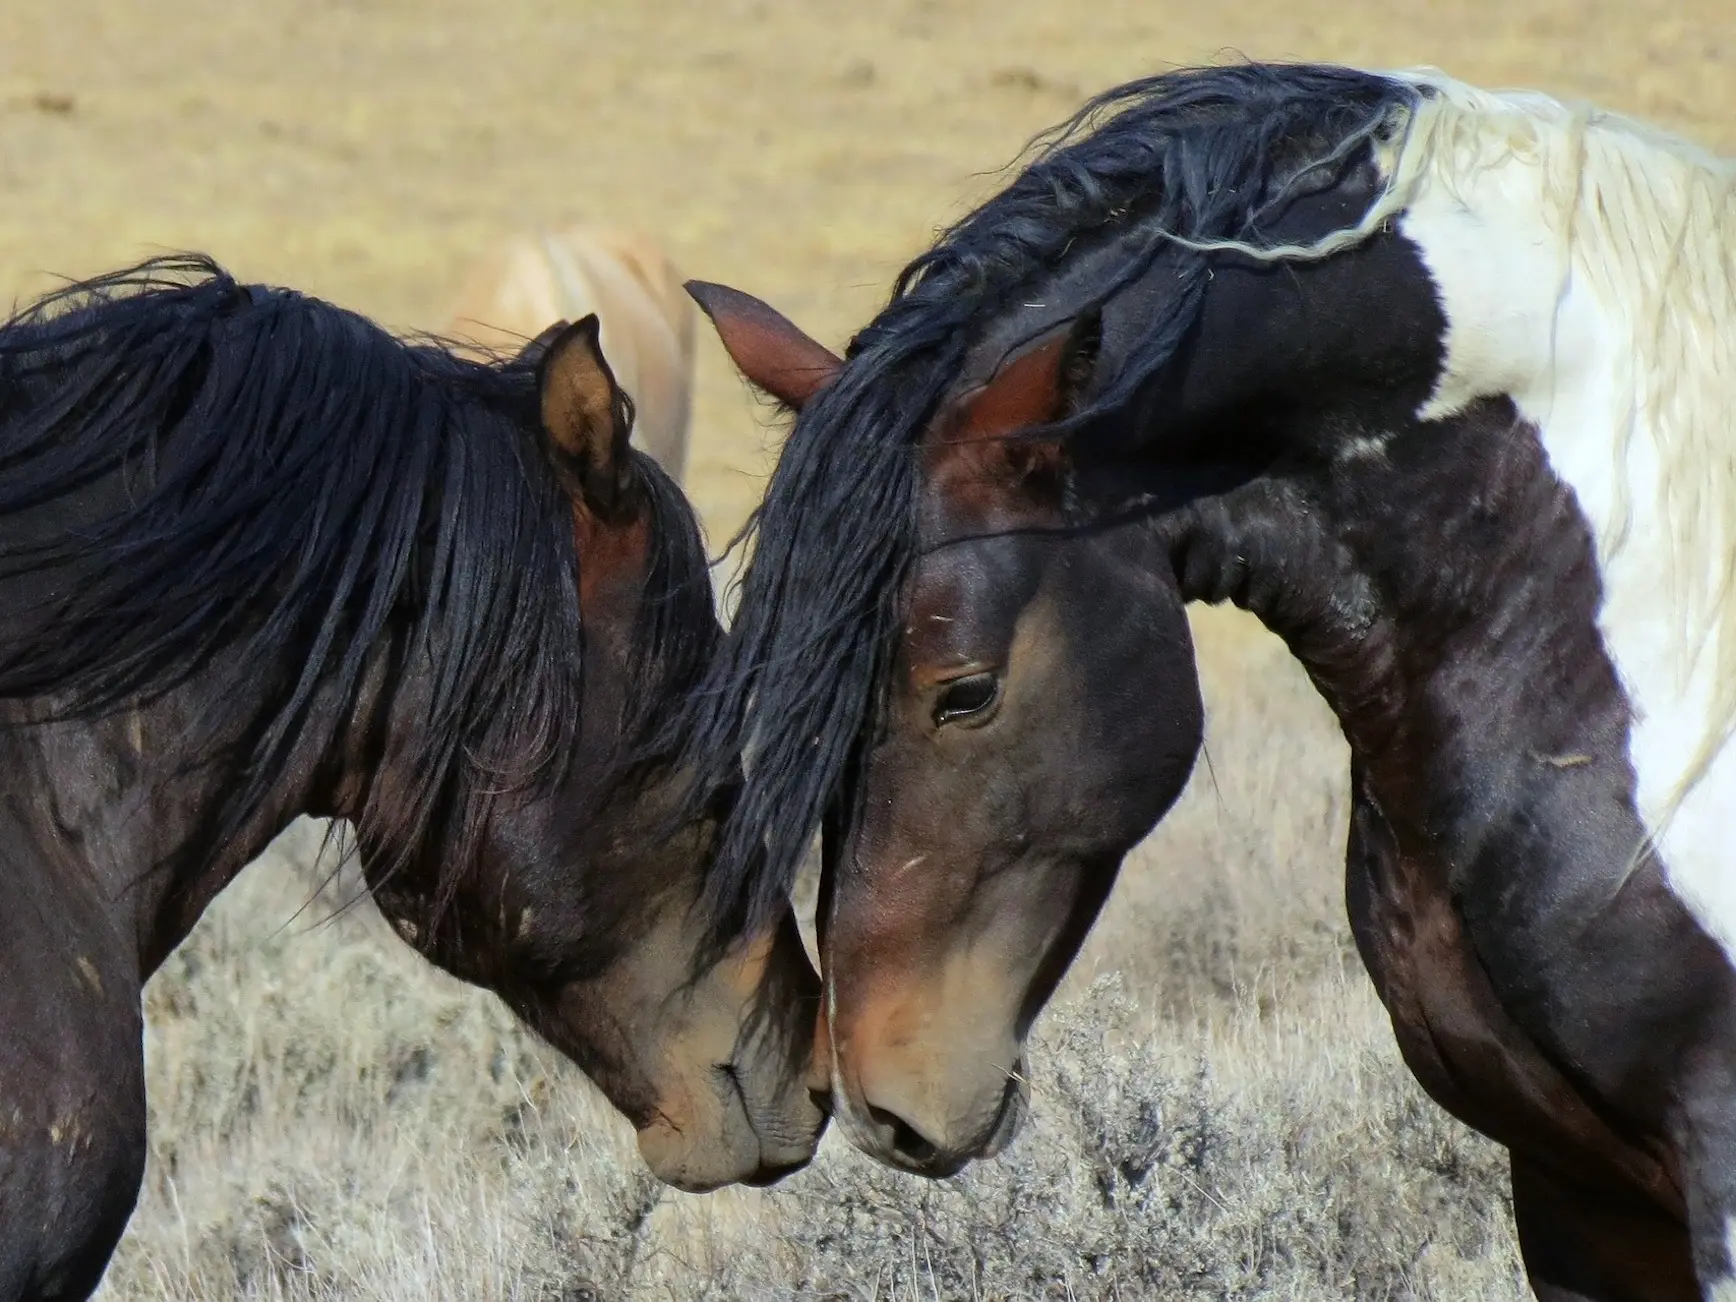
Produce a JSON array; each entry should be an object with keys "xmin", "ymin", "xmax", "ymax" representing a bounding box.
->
[
  {"xmin": 1168, "ymin": 67, "xmax": 1736, "ymax": 817},
  {"xmin": 1383, "ymin": 70, "xmax": 1736, "ymax": 802}
]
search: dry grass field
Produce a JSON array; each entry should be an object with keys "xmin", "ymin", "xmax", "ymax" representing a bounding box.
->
[{"xmin": 0, "ymin": 0, "xmax": 1729, "ymax": 1297}]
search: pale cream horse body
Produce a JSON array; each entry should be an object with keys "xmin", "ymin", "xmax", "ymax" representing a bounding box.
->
[{"xmin": 442, "ymin": 226, "xmax": 696, "ymax": 483}]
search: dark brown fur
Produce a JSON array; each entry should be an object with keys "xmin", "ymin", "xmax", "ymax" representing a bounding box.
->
[
  {"xmin": 681, "ymin": 64, "xmax": 1736, "ymax": 1297},
  {"xmin": 0, "ymin": 271, "xmax": 824, "ymax": 1301}
]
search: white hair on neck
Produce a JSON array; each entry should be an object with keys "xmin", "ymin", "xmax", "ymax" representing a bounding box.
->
[
  {"xmin": 1387, "ymin": 69, "xmax": 1736, "ymax": 809},
  {"xmin": 1167, "ymin": 67, "xmax": 1736, "ymax": 816}
]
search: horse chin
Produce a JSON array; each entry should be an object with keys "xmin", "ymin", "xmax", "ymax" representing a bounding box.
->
[
  {"xmin": 633, "ymin": 1100, "xmax": 780, "ymax": 1193},
  {"xmin": 635, "ymin": 1112, "xmax": 752, "ymax": 1194}
]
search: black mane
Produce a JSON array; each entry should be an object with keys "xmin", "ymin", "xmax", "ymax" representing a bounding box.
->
[
  {"xmin": 678, "ymin": 62, "xmax": 1424, "ymax": 938},
  {"xmin": 0, "ymin": 255, "xmax": 713, "ymax": 902}
]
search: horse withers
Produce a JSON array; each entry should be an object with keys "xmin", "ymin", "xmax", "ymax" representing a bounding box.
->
[
  {"xmin": 682, "ymin": 66, "xmax": 1736, "ymax": 1302},
  {"xmin": 441, "ymin": 224, "xmax": 696, "ymax": 483},
  {"xmin": 0, "ymin": 259, "xmax": 822, "ymax": 1302}
]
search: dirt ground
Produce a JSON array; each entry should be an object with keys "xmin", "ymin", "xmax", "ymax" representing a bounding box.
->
[{"xmin": 0, "ymin": 0, "xmax": 1728, "ymax": 551}]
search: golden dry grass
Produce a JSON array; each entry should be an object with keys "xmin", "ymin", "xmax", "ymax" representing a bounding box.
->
[
  {"xmin": 99, "ymin": 638, "xmax": 1525, "ymax": 1300},
  {"xmin": 0, "ymin": 1, "xmax": 1727, "ymax": 1296}
]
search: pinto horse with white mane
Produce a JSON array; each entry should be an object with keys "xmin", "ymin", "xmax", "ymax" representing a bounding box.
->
[
  {"xmin": 678, "ymin": 64, "xmax": 1736, "ymax": 1300},
  {"xmin": 441, "ymin": 225, "xmax": 696, "ymax": 482},
  {"xmin": 0, "ymin": 259, "xmax": 821, "ymax": 1301}
]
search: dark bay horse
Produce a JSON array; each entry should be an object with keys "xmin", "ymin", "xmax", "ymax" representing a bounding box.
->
[
  {"xmin": 678, "ymin": 65, "xmax": 1736, "ymax": 1301},
  {"xmin": 0, "ymin": 258, "xmax": 823, "ymax": 1301}
]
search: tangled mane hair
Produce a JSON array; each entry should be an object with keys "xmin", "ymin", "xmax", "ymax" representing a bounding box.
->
[
  {"xmin": 674, "ymin": 63, "xmax": 1427, "ymax": 940},
  {"xmin": 0, "ymin": 255, "xmax": 715, "ymax": 914}
]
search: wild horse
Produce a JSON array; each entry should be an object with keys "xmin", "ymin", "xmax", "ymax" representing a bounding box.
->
[
  {"xmin": 681, "ymin": 65, "xmax": 1736, "ymax": 1301},
  {"xmin": 0, "ymin": 258, "xmax": 823, "ymax": 1301},
  {"xmin": 441, "ymin": 224, "xmax": 696, "ymax": 484}
]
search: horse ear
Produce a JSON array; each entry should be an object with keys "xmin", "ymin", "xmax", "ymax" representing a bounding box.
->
[
  {"xmin": 932, "ymin": 309, "xmax": 1101, "ymax": 489},
  {"xmin": 515, "ymin": 319, "xmax": 573, "ymax": 368},
  {"xmin": 949, "ymin": 308, "xmax": 1101, "ymax": 445},
  {"xmin": 537, "ymin": 314, "xmax": 634, "ymax": 515},
  {"xmin": 686, "ymin": 280, "xmax": 842, "ymax": 410}
]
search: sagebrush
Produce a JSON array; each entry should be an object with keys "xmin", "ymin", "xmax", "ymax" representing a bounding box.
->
[{"xmin": 96, "ymin": 616, "xmax": 1525, "ymax": 1300}]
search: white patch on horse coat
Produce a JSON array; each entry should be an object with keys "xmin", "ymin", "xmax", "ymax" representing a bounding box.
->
[
  {"xmin": 1711, "ymin": 1229, "xmax": 1736, "ymax": 1302},
  {"xmin": 1391, "ymin": 75, "xmax": 1736, "ymax": 962}
]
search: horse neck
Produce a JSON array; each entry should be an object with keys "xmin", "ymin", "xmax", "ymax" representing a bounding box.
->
[
  {"xmin": 1397, "ymin": 129, "xmax": 1736, "ymax": 835},
  {"xmin": 0, "ymin": 670, "xmax": 340, "ymax": 979},
  {"xmin": 1162, "ymin": 394, "xmax": 1626, "ymax": 842}
]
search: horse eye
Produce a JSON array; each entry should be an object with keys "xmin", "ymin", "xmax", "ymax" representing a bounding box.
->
[{"xmin": 933, "ymin": 672, "xmax": 1001, "ymax": 727}]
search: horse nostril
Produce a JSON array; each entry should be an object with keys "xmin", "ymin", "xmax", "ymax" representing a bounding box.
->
[{"xmin": 867, "ymin": 1104, "xmax": 940, "ymax": 1167}]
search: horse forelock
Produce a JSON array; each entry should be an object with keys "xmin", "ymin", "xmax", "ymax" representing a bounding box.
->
[{"xmin": 684, "ymin": 60, "xmax": 1425, "ymax": 944}]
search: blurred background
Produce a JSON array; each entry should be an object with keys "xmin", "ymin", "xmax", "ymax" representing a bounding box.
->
[
  {"xmin": 3, "ymin": 0, "xmax": 1726, "ymax": 548},
  {"xmin": 3, "ymin": 2, "xmax": 1723, "ymax": 1297}
]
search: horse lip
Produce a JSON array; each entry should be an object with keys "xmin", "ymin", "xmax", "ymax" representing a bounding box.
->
[
  {"xmin": 827, "ymin": 1068, "xmax": 1025, "ymax": 1178},
  {"xmin": 978, "ymin": 1068, "xmax": 1029, "ymax": 1160},
  {"xmin": 720, "ymin": 1058, "xmax": 827, "ymax": 1178}
]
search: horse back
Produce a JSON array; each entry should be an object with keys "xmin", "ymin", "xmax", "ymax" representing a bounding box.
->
[{"xmin": 440, "ymin": 225, "xmax": 694, "ymax": 481}]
